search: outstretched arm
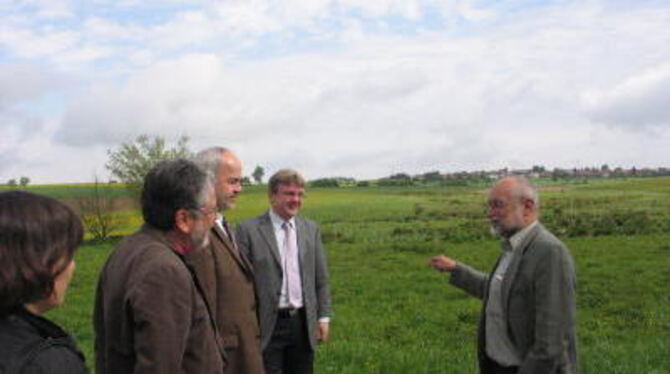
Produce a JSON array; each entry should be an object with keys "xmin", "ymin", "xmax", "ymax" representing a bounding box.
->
[{"xmin": 431, "ymin": 254, "xmax": 489, "ymax": 299}]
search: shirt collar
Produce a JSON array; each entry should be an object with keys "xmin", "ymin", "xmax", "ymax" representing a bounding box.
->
[
  {"xmin": 508, "ymin": 220, "xmax": 538, "ymax": 251},
  {"xmin": 268, "ymin": 208, "xmax": 295, "ymax": 229}
]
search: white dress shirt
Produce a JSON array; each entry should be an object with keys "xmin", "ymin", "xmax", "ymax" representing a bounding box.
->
[{"xmin": 268, "ymin": 209, "xmax": 304, "ymax": 309}]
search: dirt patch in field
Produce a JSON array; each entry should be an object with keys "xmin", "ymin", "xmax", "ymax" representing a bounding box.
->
[{"xmin": 60, "ymin": 196, "xmax": 138, "ymax": 214}]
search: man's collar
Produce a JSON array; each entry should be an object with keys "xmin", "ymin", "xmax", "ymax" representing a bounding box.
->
[
  {"xmin": 268, "ymin": 208, "xmax": 295, "ymax": 228},
  {"xmin": 139, "ymin": 224, "xmax": 193, "ymax": 256},
  {"xmin": 507, "ymin": 220, "xmax": 539, "ymax": 251}
]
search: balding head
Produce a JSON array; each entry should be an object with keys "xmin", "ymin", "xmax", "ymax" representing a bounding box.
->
[
  {"xmin": 194, "ymin": 147, "xmax": 242, "ymax": 211},
  {"xmin": 495, "ymin": 176, "xmax": 539, "ymax": 208}
]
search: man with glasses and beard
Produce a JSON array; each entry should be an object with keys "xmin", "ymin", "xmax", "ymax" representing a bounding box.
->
[
  {"xmin": 430, "ymin": 176, "xmax": 578, "ymax": 374},
  {"xmin": 94, "ymin": 159, "xmax": 226, "ymax": 373}
]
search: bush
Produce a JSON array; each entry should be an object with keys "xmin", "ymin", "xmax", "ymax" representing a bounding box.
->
[
  {"xmin": 543, "ymin": 208, "xmax": 662, "ymax": 237},
  {"xmin": 77, "ymin": 179, "xmax": 125, "ymax": 241}
]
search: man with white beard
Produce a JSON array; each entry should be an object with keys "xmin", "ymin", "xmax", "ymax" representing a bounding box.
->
[{"xmin": 430, "ymin": 176, "xmax": 578, "ymax": 374}]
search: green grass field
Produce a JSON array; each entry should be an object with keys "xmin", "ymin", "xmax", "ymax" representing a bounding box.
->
[{"xmin": 36, "ymin": 177, "xmax": 670, "ymax": 373}]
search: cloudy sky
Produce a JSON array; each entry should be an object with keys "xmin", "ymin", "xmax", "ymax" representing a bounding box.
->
[{"xmin": 1, "ymin": 0, "xmax": 669, "ymax": 184}]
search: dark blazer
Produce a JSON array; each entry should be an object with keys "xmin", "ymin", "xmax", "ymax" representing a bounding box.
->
[
  {"xmin": 450, "ymin": 223, "xmax": 578, "ymax": 374},
  {"xmin": 236, "ymin": 212, "xmax": 332, "ymax": 350},
  {"xmin": 184, "ymin": 223, "xmax": 264, "ymax": 374},
  {"xmin": 0, "ymin": 309, "xmax": 87, "ymax": 374},
  {"xmin": 94, "ymin": 225, "xmax": 226, "ymax": 374}
]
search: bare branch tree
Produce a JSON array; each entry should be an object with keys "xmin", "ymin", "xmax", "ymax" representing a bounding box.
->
[{"xmin": 78, "ymin": 177, "xmax": 121, "ymax": 241}]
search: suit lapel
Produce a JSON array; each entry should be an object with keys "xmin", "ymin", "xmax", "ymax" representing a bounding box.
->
[
  {"xmin": 212, "ymin": 224, "xmax": 254, "ymax": 277},
  {"xmin": 295, "ymin": 217, "xmax": 308, "ymax": 266},
  {"xmin": 257, "ymin": 213, "xmax": 282, "ymax": 268},
  {"xmin": 501, "ymin": 223, "xmax": 542, "ymax": 313}
]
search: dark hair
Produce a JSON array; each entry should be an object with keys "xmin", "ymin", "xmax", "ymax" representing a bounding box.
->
[
  {"xmin": 268, "ymin": 169, "xmax": 305, "ymax": 194},
  {"xmin": 0, "ymin": 191, "xmax": 83, "ymax": 316},
  {"xmin": 141, "ymin": 158, "xmax": 212, "ymax": 230}
]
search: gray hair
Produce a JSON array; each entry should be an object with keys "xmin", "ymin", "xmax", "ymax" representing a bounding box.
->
[
  {"xmin": 194, "ymin": 146, "xmax": 231, "ymax": 178},
  {"xmin": 507, "ymin": 176, "xmax": 540, "ymax": 209}
]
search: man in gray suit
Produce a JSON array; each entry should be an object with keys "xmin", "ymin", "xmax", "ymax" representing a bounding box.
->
[
  {"xmin": 236, "ymin": 169, "xmax": 332, "ymax": 374},
  {"xmin": 430, "ymin": 176, "xmax": 577, "ymax": 374}
]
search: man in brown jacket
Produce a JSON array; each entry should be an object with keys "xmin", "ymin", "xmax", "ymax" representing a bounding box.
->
[
  {"xmin": 94, "ymin": 159, "xmax": 226, "ymax": 373},
  {"xmin": 187, "ymin": 147, "xmax": 264, "ymax": 373}
]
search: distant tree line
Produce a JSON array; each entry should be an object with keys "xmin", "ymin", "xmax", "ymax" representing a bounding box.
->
[
  {"xmin": 309, "ymin": 177, "xmax": 357, "ymax": 188},
  {"xmin": 376, "ymin": 165, "xmax": 670, "ymax": 187}
]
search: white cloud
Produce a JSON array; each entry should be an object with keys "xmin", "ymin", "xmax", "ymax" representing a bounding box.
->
[
  {"xmin": 2, "ymin": 0, "xmax": 670, "ymax": 183},
  {"xmin": 3, "ymin": 0, "xmax": 75, "ymax": 20},
  {"xmin": 0, "ymin": 25, "xmax": 79, "ymax": 60},
  {"xmin": 0, "ymin": 64, "xmax": 67, "ymax": 109},
  {"xmin": 582, "ymin": 64, "xmax": 670, "ymax": 128}
]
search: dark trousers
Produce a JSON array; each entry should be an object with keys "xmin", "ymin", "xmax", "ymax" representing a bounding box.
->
[
  {"xmin": 263, "ymin": 308, "xmax": 314, "ymax": 374},
  {"xmin": 481, "ymin": 354, "xmax": 519, "ymax": 374}
]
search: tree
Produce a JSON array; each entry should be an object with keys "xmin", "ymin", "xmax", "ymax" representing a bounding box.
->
[
  {"xmin": 7, "ymin": 179, "xmax": 17, "ymax": 187},
  {"xmin": 310, "ymin": 178, "xmax": 340, "ymax": 188},
  {"xmin": 389, "ymin": 172, "xmax": 412, "ymax": 180},
  {"xmin": 421, "ymin": 171, "xmax": 442, "ymax": 183},
  {"xmin": 532, "ymin": 165, "xmax": 545, "ymax": 173},
  {"xmin": 78, "ymin": 177, "xmax": 122, "ymax": 241},
  {"xmin": 106, "ymin": 134, "xmax": 192, "ymax": 187},
  {"xmin": 252, "ymin": 165, "xmax": 265, "ymax": 184},
  {"xmin": 19, "ymin": 176, "xmax": 30, "ymax": 187}
]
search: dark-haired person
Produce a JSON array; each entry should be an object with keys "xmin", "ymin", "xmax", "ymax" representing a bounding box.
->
[
  {"xmin": 0, "ymin": 191, "xmax": 87, "ymax": 373},
  {"xmin": 94, "ymin": 159, "xmax": 226, "ymax": 373}
]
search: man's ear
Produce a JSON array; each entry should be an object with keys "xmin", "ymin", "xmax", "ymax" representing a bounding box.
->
[
  {"xmin": 174, "ymin": 209, "xmax": 192, "ymax": 234},
  {"xmin": 522, "ymin": 198, "xmax": 536, "ymax": 215}
]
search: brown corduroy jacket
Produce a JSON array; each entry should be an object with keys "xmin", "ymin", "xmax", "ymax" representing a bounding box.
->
[{"xmin": 94, "ymin": 225, "xmax": 226, "ymax": 374}]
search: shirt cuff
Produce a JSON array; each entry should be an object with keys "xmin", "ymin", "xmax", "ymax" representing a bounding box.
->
[{"xmin": 318, "ymin": 317, "xmax": 330, "ymax": 323}]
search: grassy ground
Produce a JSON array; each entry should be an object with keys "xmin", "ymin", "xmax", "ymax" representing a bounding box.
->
[{"xmin": 39, "ymin": 177, "xmax": 670, "ymax": 373}]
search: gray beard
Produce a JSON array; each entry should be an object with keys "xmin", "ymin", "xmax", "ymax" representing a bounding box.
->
[
  {"xmin": 192, "ymin": 232, "xmax": 210, "ymax": 250},
  {"xmin": 490, "ymin": 224, "xmax": 519, "ymax": 239},
  {"xmin": 490, "ymin": 225, "xmax": 501, "ymax": 238}
]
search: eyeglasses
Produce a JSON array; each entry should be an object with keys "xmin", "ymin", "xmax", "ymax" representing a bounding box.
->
[
  {"xmin": 279, "ymin": 190, "xmax": 305, "ymax": 198},
  {"xmin": 487, "ymin": 198, "xmax": 528, "ymax": 211},
  {"xmin": 192, "ymin": 205, "xmax": 218, "ymax": 219},
  {"xmin": 487, "ymin": 199, "xmax": 508, "ymax": 210}
]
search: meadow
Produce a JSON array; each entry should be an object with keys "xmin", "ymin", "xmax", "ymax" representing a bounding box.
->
[{"xmin": 12, "ymin": 177, "xmax": 669, "ymax": 373}]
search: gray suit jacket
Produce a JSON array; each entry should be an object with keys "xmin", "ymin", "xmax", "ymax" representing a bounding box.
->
[
  {"xmin": 236, "ymin": 212, "xmax": 332, "ymax": 350},
  {"xmin": 450, "ymin": 223, "xmax": 578, "ymax": 374}
]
